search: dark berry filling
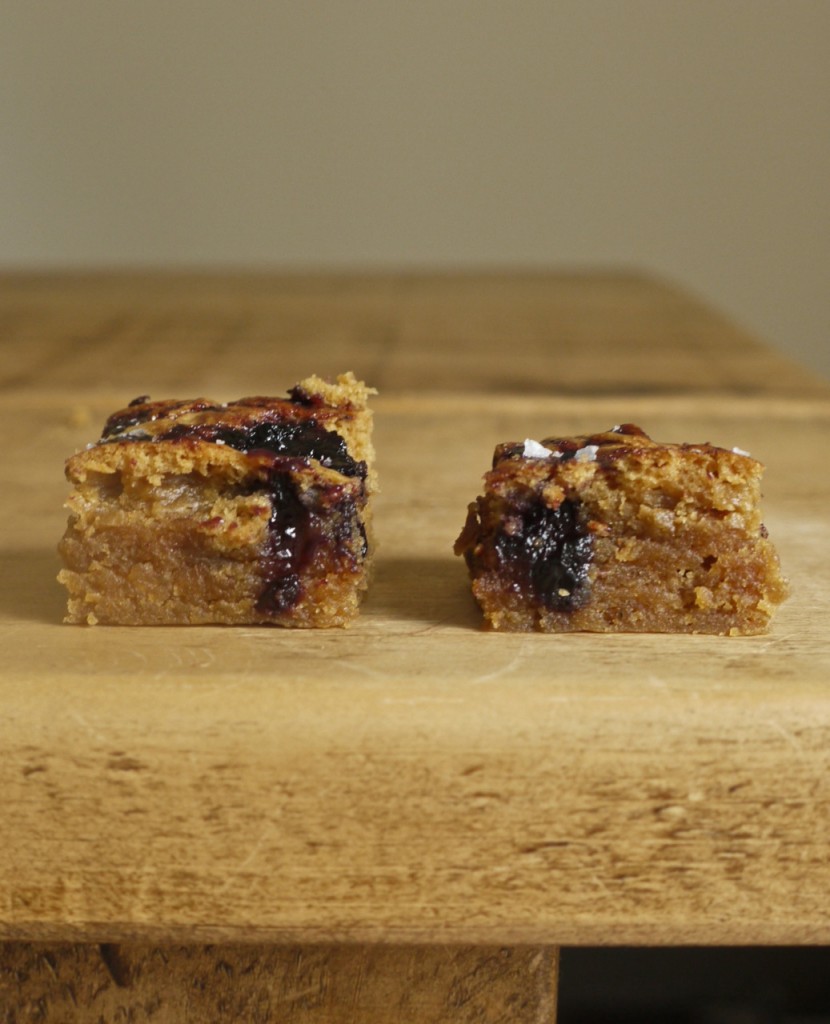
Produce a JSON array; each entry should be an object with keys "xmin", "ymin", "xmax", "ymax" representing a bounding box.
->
[
  {"xmin": 287, "ymin": 384, "xmax": 323, "ymax": 408},
  {"xmin": 114, "ymin": 419, "xmax": 367, "ymax": 480},
  {"xmin": 255, "ymin": 473, "xmax": 308, "ymax": 614},
  {"xmin": 493, "ymin": 498, "xmax": 593, "ymax": 611},
  {"xmin": 254, "ymin": 471, "xmax": 364, "ymax": 616},
  {"xmin": 209, "ymin": 421, "xmax": 365, "ymax": 478}
]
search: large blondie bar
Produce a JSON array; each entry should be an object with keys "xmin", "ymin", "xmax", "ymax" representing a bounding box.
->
[{"xmin": 58, "ymin": 373, "xmax": 376, "ymax": 627}]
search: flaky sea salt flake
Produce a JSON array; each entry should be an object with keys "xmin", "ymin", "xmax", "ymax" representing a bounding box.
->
[
  {"xmin": 523, "ymin": 438, "xmax": 552, "ymax": 459},
  {"xmin": 574, "ymin": 444, "xmax": 599, "ymax": 463}
]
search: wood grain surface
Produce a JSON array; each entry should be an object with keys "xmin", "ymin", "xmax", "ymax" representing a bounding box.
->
[
  {"xmin": 2, "ymin": 272, "xmax": 829, "ymax": 954},
  {"xmin": 0, "ymin": 943, "xmax": 557, "ymax": 1023},
  {"xmin": 0, "ymin": 269, "xmax": 824, "ymax": 400}
]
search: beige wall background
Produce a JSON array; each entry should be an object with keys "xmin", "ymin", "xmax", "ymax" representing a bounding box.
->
[{"xmin": 2, "ymin": 1, "xmax": 828, "ymax": 377}]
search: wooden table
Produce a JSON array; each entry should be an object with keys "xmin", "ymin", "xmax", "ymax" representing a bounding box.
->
[{"xmin": 2, "ymin": 271, "xmax": 829, "ymax": 1021}]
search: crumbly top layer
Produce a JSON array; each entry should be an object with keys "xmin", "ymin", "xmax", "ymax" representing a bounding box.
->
[
  {"xmin": 67, "ymin": 372, "xmax": 375, "ymax": 487},
  {"xmin": 493, "ymin": 423, "xmax": 757, "ymax": 470},
  {"xmin": 485, "ymin": 423, "xmax": 765, "ymax": 520},
  {"xmin": 100, "ymin": 372, "xmax": 371, "ymax": 443}
]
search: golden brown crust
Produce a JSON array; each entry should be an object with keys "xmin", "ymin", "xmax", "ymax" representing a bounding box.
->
[{"xmin": 91, "ymin": 371, "xmax": 376, "ymax": 485}]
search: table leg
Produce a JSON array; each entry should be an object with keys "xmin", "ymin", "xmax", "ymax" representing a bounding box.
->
[{"xmin": 0, "ymin": 942, "xmax": 558, "ymax": 1022}]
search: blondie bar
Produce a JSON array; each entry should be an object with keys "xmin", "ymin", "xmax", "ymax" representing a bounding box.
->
[
  {"xmin": 454, "ymin": 424, "xmax": 788, "ymax": 634},
  {"xmin": 58, "ymin": 373, "xmax": 376, "ymax": 627}
]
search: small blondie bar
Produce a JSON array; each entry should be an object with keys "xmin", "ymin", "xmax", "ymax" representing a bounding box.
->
[
  {"xmin": 58, "ymin": 373, "xmax": 376, "ymax": 627},
  {"xmin": 454, "ymin": 423, "xmax": 788, "ymax": 634}
]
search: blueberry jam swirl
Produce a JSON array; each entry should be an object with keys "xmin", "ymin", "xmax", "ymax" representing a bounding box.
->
[
  {"xmin": 253, "ymin": 475, "xmax": 367, "ymax": 616},
  {"xmin": 104, "ymin": 412, "xmax": 366, "ymax": 481},
  {"xmin": 161, "ymin": 420, "xmax": 366, "ymax": 478},
  {"xmin": 101, "ymin": 402, "xmax": 367, "ymax": 616}
]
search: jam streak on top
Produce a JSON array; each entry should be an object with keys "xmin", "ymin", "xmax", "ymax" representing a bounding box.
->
[
  {"xmin": 101, "ymin": 398, "xmax": 220, "ymax": 438},
  {"xmin": 495, "ymin": 424, "xmax": 651, "ymax": 467},
  {"xmin": 159, "ymin": 420, "xmax": 366, "ymax": 478},
  {"xmin": 101, "ymin": 410, "xmax": 366, "ymax": 480}
]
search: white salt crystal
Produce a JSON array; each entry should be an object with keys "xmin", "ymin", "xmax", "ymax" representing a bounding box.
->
[
  {"xmin": 522, "ymin": 438, "xmax": 552, "ymax": 459},
  {"xmin": 574, "ymin": 444, "xmax": 599, "ymax": 463}
]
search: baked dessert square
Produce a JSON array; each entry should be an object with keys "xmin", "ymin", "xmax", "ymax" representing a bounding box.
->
[
  {"xmin": 454, "ymin": 423, "xmax": 788, "ymax": 634},
  {"xmin": 58, "ymin": 373, "xmax": 376, "ymax": 627}
]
